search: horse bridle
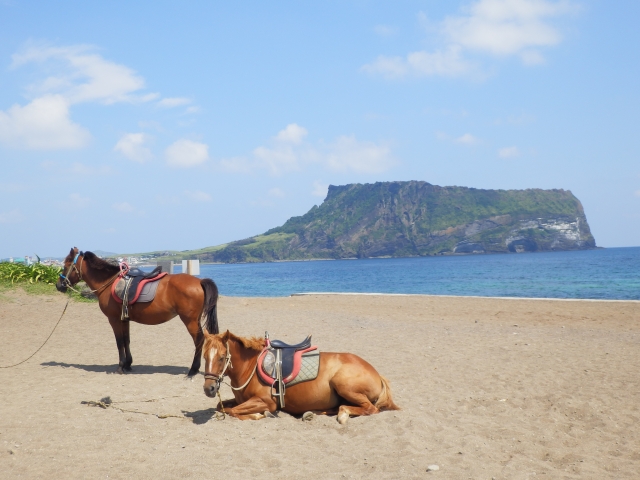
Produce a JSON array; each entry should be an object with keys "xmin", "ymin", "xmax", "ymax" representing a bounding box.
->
[
  {"xmin": 59, "ymin": 252, "xmax": 84, "ymax": 289},
  {"xmin": 204, "ymin": 342, "xmax": 258, "ymax": 392},
  {"xmin": 204, "ymin": 341, "xmax": 233, "ymax": 387},
  {"xmin": 59, "ymin": 251, "xmax": 119, "ymax": 296}
]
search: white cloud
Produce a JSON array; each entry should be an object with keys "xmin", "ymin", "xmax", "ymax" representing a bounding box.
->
[
  {"xmin": 68, "ymin": 193, "xmax": 91, "ymax": 208},
  {"xmin": 268, "ymin": 188, "xmax": 285, "ymax": 198},
  {"xmin": 219, "ymin": 125, "xmax": 395, "ymax": 176},
  {"xmin": 443, "ymin": 0, "xmax": 576, "ymax": 58},
  {"xmin": 112, "ymin": 202, "xmax": 134, "ymax": 213},
  {"xmin": 312, "ymin": 181, "xmax": 329, "ymax": 198},
  {"xmin": 456, "ymin": 133, "xmax": 479, "ymax": 144},
  {"xmin": 68, "ymin": 162, "xmax": 114, "ymax": 176},
  {"xmin": 157, "ymin": 97, "xmax": 191, "ymax": 108},
  {"xmin": 218, "ymin": 157, "xmax": 253, "ymax": 174},
  {"xmin": 0, "ymin": 183, "xmax": 28, "ymax": 193},
  {"xmin": 363, "ymin": 0, "xmax": 578, "ymax": 78},
  {"xmin": 275, "ymin": 123, "xmax": 308, "ymax": 144},
  {"xmin": 12, "ymin": 44, "xmax": 148, "ymax": 104},
  {"xmin": 114, "ymin": 133, "xmax": 153, "ymax": 163},
  {"xmin": 374, "ymin": 25, "xmax": 396, "ymax": 37},
  {"xmin": 253, "ymin": 144, "xmax": 300, "ymax": 175},
  {"xmin": 0, "ymin": 94, "xmax": 90, "ymax": 149},
  {"xmin": 498, "ymin": 146, "xmax": 521, "ymax": 158},
  {"xmin": 0, "ymin": 209, "xmax": 23, "ymax": 224},
  {"xmin": 362, "ymin": 46, "xmax": 473, "ymax": 78},
  {"xmin": 184, "ymin": 190, "xmax": 212, "ymax": 202},
  {"xmin": 165, "ymin": 139, "xmax": 209, "ymax": 168},
  {"xmin": 325, "ymin": 135, "xmax": 395, "ymax": 174},
  {"xmin": 184, "ymin": 106, "xmax": 201, "ymax": 114}
]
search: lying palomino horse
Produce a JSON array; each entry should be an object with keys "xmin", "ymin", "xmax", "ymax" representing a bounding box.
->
[
  {"xmin": 202, "ymin": 330, "xmax": 399, "ymax": 423},
  {"xmin": 56, "ymin": 247, "xmax": 218, "ymax": 376}
]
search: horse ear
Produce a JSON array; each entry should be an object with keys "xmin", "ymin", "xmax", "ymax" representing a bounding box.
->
[
  {"xmin": 222, "ymin": 330, "xmax": 231, "ymax": 341},
  {"xmin": 202, "ymin": 325, "xmax": 209, "ymax": 336},
  {"xmin": 69, "ymin": 247, "xmax": 76, "ymax": 256}
]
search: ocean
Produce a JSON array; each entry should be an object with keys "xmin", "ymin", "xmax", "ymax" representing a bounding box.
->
[{"xmin": 164, "ymin": 246, "xmax": 640, "ymax": 300}]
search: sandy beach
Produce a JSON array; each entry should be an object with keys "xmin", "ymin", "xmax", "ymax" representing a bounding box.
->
[{"xmin": 1, "ymin": 289, "xmax": 639, "ymax": 479}]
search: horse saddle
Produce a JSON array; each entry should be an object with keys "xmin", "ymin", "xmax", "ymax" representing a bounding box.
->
[
  {"xmin": 111, "ymin": 266, "xmax": 167, "ymax": 320},
  {"xmin": 257, "ymin": 332, "xmax": 319, "ymax": 409}
]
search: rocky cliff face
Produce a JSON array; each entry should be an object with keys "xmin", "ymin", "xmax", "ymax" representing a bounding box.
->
[{"xmin": 200, "ymin": 181, "xmax": 596, "ymax": 263}]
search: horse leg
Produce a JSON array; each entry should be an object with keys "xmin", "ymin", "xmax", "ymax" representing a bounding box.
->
[
  {"xmin": 122, "ymin": 320, "xmax": 133, "ymax": 372},
  {"xmin": 226, "ymin": 396, "xmax": 275, "ymax": 420},
  {"xmin": 181, "ymin": 315, "xmax": 203, "ymax": 377},
  {"xmin": 107, "ymin": 317, "xmax": 128, "ymax": 375},
  {"xmin": 338, "ymin": 392, "xmax": 380, "ymax": 425},
  {"xmin": 334, "ymin": 390, "xmax": 379, "ymax": 424}
]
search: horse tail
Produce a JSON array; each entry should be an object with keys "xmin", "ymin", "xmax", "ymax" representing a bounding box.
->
[
  {"xmin": 200, "ymin": 278, "xmax": 219, "ymax": 334},
  {"xmin": 375, "ymin": 375, "xmax": 400, "ymax": 411}
]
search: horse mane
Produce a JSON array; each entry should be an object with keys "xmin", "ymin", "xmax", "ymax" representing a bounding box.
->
[
  {"xmin": 203, "ymin": 331, "xmax": 265, "ymax": 355},
  {"xmin": 228, "ymin": 332, "xmax": 266, "ymax": 351},
  {"xmin": 82, "ymin": 251, "xmax": 120, "ymax": 275}
]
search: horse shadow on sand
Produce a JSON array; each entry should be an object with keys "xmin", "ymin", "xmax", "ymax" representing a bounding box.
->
[
  {"xmin": 40, "ymin": 361, "xmax": 191, "ymax": 376},
  {"xmin": 182, "ymin": 407, "xmax": 220, "ymax": 425}
]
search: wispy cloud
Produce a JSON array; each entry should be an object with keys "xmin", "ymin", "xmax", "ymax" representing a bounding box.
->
[
  {"xmin": 220, "ymin": 124, "xmax": 395, "ymax": 176},
  {"xmin": 112, "ymin": 202, "xmax": 135, "ymax": 213},
  {"xmin": 184, "ymin": 190, "xmax": 212, "ymax": 202},
  {"xmin": 436, "ymin": 131, "xmax": 480, "ymax": 145},
  {"xmin": 12, "ymin": 44, "xmax": 150, "ymax": 104},
  {"xmin": 0, "ymin": 43, "xmax": 192, "ymax": 151},
  {"xmin": 68, "ymin": 193, "xmax": 91, "ymax": 208},
  {"xmin": 362, "ymin": 0, "xmax": 579, "ymax": 79},
  {"xmin": 0, "ymin": 209, "xmax": 23, "ymax": 224},
  {"xmin": 456, "ymin": 133, "xmax": 479, "ymax": 145},
  {"xmin": 68, "ymin": 162, "xmax": 115, "ymax": 176},
  {"xmin": 165, "ymin": 139, "xmax": 209, "ymax": 168},
  {"xmin": 498, "ymin": 146, "xmax": 521, "ymax": 158},
  {"xmin": 114, "ymin": 133, "xmax": 153, "ymax": 163},
  {"xmin": 157, "ymin": 97, "xmax": 191, "ymax": 108},
  {"xmin": 374, "ymin": 25, "xmax": 396, "ymax": 37}
]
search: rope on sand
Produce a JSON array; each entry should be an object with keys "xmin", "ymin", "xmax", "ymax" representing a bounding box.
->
[
  {"xmin": 1, "ymin": 299, "xmax": 70, "ymax": 369},
  {"xmin": 81, "ymin": 394, "xmax": 226, "ymax": 421}
]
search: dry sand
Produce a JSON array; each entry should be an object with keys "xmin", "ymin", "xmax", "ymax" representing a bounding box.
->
[{"xmin": 1, "ymin": 289, "xmax": 639, "ymax": 479}]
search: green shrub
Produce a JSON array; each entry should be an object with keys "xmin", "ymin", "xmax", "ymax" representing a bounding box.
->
[{"xmin": 0, "ymin": 262, "xmax": 62, "ymax": 285}]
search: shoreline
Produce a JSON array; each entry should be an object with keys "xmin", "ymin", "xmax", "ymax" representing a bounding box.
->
[{"xmin": 289, "ymin": 291, "xmax": 640, "ymax": 303}]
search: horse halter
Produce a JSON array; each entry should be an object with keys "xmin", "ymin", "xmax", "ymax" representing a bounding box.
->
[
  {"xmin": 204, "ymin": 341, "xmax": 233, "ymax": 388},
  {"xmin": 204, "ymin": 341, "xmax": 258, "ymax": 392},
  {"xmin": 59, "ymin": 252, "xmax": 84, "ymax": 289}
]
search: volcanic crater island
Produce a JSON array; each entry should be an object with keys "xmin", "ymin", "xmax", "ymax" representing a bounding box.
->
[{"xmin": 151, "ymin": 181, "xmax": 596, "ymax": 263}]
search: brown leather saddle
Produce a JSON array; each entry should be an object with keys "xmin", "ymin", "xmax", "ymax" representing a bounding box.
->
[
  {"xmin": 257, "ymin": 332, "xmax": 318, "ymax": 408},
  {"xmin": 111, "ymin": 266, "xmax": 167, "ymax": 320}
]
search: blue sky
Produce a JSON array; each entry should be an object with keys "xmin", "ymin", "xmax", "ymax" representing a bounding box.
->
[{"xmin": 1, "ymin": 0, "xmax": 638, "ymax": 258}]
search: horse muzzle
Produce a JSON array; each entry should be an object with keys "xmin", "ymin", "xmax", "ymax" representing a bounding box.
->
[
  {"xmin": 203, "ymin": 381, "xmax": 220, "ymax": 398},
  {"xmin": 55, "ymin": 280, "xmax": 68, "ymax": 293},
  {"xmin": 203, "ymin": 373, "xmax": 221, "ymax": 398}
]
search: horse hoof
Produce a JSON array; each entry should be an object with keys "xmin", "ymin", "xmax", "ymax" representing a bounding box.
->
[
  {"xmin": 302, "ymin": 411, "xmax": 315, "ymax": 422},
  {"xmin": 123, "ymin": 366, "xmax": 133, "ymax": 372},
  {"xmin": 114, "ymin": 367, "xmax": 125, "ymax": 375},
  {"xmin": 264, "ymin": 411, "xmax": 276, "ymax": 418},
  {"xmin": 337, "ymin": 412, "xmax": 349, "ymax": 424}
]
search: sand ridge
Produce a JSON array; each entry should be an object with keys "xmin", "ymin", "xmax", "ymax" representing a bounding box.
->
[{"xmin": 1, "ymin": 290, "xmax": 639, "ymax": 479}]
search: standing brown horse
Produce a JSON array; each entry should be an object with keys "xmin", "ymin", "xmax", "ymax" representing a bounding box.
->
[
  {"xmin": 56, "ymin": 247, "xmax": 218, "ymax": 376},
  {"xmin": 202, "ymin": 330, "xmax": 399, "ymax": 422}
]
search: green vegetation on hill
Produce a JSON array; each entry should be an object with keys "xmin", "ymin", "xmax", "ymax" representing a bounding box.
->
[{"xmin": 140, "ymin": 181, "xmax": 596, "ymax": 263}]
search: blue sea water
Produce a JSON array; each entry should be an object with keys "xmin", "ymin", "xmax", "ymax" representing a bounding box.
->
[{"xmin": 171, "ymin": 247, "xmax": 640, "ymax": 300}]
